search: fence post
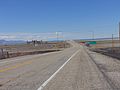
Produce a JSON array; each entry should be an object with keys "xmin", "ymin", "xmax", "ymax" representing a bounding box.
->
[
  {"xmin": 1, "ymin": 48, "xmax": 5, "ymax": 59},
  {"xmin": 7, "ymin": 52, "xmax": 9, "ymax": 58}
]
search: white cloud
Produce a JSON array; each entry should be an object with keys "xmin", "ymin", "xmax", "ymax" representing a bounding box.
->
[
  {"xmin": 0, "ymin": 32, "xmax": 98, "ymax": 41},
  {"xmin": 0, "ymin": 35, "xmax": 16, "ymax": 40},
  {"xmin": 0, "ymin": 33, "xmax": 63, "ymax": 41}
]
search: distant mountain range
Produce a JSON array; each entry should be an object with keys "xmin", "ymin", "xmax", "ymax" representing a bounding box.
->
[
  {"xmin": 0, "ymin": 40, "xmax": 26, "ymax": 45},
  {"xmin": 0, "ymin": 37, "xmax": 118, "ymax": 45}
]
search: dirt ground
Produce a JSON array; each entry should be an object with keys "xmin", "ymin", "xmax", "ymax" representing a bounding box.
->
[
  {"xmin": 76, "ymin": 40, "xmax": 120, "ymax": 60},
  {"xmin": 90, "ymin": 46, "xmax": 120, "ymax": 60},
  {"xmin": 0, "ymin": 41, "xmax": 70, "ymax": 59}
]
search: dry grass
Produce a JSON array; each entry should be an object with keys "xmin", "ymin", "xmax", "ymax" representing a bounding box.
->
[{"xmin": 0, "ymin": 41, "xmax": 70, "ymax": 59}]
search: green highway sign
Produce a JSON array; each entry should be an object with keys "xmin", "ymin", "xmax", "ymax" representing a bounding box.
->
[{"xmin": 87, "ymin": 41, "xmax": 97, "ymax": 45}]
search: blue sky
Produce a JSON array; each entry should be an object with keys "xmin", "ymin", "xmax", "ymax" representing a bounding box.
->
[{"xmin": 0, "ymin": 0, "xmax": 120, "ymax": 40}]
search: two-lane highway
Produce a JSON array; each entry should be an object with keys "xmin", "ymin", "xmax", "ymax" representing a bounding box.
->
[
  {"xmin": 0, "ymin": 41, "xmax": 117, "ymax": 90},
  {"xmin": 0, "ymin": 41, "xmax": 80, "ymax": 90}
]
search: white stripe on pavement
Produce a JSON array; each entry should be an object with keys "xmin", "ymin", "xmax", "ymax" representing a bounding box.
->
[{"xmin": 37, "ymin": 49, "xmax": 80, "ymax": 90}]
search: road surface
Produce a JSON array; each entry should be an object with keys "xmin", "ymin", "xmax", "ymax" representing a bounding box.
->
[{"xmin": 0, "ymin": 41, "xmax": 120, "ymax": 90}]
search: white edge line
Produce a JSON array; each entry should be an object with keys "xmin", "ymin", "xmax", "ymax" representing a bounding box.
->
[{"xmin": 37, "ymin": 49, "xmax": 80, "ymax": 90}]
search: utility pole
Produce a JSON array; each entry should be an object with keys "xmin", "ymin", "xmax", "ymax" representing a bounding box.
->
[
  {"xmin": 56, "ymin": 32, "xmax": 59, "ymax": 51},
  {"xmin": 112, "ymin": 34, "xmax": 114, "ymax": 48},
  {"xmin": 92, "ymin": 31, "xmax": 94, "ymax": 40},
  {"xmin": 119, "ymin": 22, "xmax": 120, "ymax": 47}
]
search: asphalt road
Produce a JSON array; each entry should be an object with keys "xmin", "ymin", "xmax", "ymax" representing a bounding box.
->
[{"xmin": 0, "ymin": 41, "xmax": 119, "ymax": 90}]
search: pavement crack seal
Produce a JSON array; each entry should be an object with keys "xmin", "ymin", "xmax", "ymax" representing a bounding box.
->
[
  {"xmin": 0, "ymin": 61, "xmax": 34, "ymax": 87},
  {"xmin": 0, "ymin": 61, "xmax": 33, "ymax": 73},
  {"xmin": 0, "ymin": 84, "xmax": 3, "ymax": 87},
  {"xmin": 0, "ymin": 70, "xmax": 36, "ymax": 87},
  {"xmin": 37, "ymin": 49, "xmax": 80, "ymax": 90}
]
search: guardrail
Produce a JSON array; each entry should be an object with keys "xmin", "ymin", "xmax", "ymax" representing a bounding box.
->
[{"xmin": 91, "ymin": 47, "xmax": 120, "ymax": 60}]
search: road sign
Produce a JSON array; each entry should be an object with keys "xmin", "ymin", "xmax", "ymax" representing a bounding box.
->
[{"xmin": 87, "ymin": 41, "xmax": 97, "ymax": 45}]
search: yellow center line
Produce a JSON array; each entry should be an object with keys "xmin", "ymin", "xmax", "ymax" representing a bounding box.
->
[{"xmin": 0, "ymin": 61, "xmax": 33, "ymax": 73}]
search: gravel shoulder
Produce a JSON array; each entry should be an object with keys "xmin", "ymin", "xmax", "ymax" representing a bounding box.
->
[{"xmin": 88, "ymin": 48, "xmax": 120, "ymax": 90}]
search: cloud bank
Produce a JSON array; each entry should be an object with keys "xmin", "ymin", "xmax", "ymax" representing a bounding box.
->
[{"xmin": 0, "ymin": 32, "xmax": 63, "ymax": 41}]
